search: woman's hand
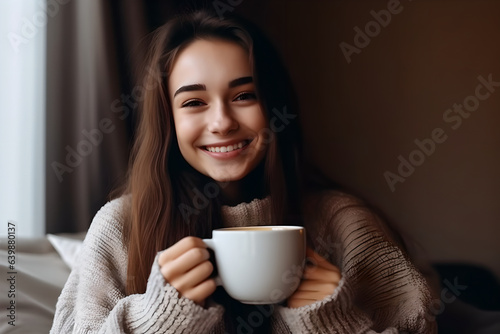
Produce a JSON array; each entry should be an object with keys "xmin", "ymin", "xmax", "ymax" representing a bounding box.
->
[
  {"xmin": 158, "ymin": 236, "xmax": 216, "ymax": 306},
  {"xmin": 287, "ymin": 248, "xmax": 342, "ymax": 308}
]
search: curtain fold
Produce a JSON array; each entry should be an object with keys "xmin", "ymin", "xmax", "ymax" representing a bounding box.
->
[{"xmin": 45, "ymin": 0, "xmax": 147, "ymax": 233}]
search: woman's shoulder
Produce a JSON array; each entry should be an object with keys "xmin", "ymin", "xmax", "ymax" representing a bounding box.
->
[
  {"xmin": 94, "ymin": 193, "xmax": 132, "ymax": 221},
  {"xmin": 302, "ymin": 188, "xmax": 384, "ymax": 240},
  {"xmin": 87, "ymin": 194, "xmax": 132, "ymax": 242},
  {"xmin": 302, "ymin": 188, "xmax": 407, "ymax": 254},
  {"xmin": 303, "ymin": 188, "xmax": 367, "ymax": 216}
]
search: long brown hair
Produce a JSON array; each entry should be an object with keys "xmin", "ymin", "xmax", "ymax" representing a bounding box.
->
[{"xmin": 117, "ymin": 10, "xmax": 303, "ymax": 295}]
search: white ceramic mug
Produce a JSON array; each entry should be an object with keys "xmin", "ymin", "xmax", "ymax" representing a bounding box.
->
[{"xmin": 203, "ymin": 226, "xmax": 306, "ymax": 304}]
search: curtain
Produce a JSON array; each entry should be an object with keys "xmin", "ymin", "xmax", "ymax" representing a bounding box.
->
[{"xmin": 45, "ymin": 0, "xmax": 147, "ymax": 233}]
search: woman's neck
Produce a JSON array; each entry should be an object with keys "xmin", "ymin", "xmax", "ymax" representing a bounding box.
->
[{"xmin": 217, "ymin": 163, "xmax": 266, "ymax": 206}]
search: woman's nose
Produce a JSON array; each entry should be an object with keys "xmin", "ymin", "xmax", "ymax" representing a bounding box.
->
[{"xmin": 207, "ymin": 103, "xmax": 239, "ymax": 135}]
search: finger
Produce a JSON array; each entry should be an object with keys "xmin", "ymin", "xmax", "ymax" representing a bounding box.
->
[
  {"xmin": 302, "ymin": 265, "xmax": 342, "ymax": 282},
  {"xmin": 294, "ymin": 279, "xmax": 338, "ymax": 294},
  {"xmin": 159, "ymin": 236, "xmax": 206, "ymax": 265},
  {"xmin": 306, "ymin": 248, "xmax": 338, "ymax": 270},
  {"xmin": 289, "ymin": 289, "xmax": 332, "ymax": 301},
  {"xmin": 288, "ymin": 297, "xmax": 316, "ymax": 308},
  {"xmin": 161, "ymin": 247, "xmax": 210, "ymax": 281},
  {"xmin": 182, "ymin": 278, "xmax": 217, "ymax": 305},
  {"xmin": 170, "ymin": 260, "xmax": 214, "ymax": 293},
  {"xmin": 306, "ymin": 248, "xmax": 339, "ymax": 271}
]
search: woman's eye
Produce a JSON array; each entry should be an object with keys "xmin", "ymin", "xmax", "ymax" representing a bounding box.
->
[
  {"xmin": 234, "ymin": 92, "xmax": 257, "ymax": 101},
  {"xmin": 181, "ymin": 100, "xmax": 205, "ymax": 108}
]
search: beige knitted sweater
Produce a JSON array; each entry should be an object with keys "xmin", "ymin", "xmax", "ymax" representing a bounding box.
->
[{"xmin": 50, "ymin": 191, "xmax": 437, "ymax": 333}]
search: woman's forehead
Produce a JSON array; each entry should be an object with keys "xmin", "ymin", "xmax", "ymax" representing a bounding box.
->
[{"xmin": 168, "ymin": 39, "xmax": 252, "ymax": 91}]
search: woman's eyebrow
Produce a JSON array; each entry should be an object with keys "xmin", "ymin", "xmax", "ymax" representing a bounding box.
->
[
  {"xmin": 173, "ymin": 84, "xmax": 206, "ymax": 98},
  {"xmin": 173, "ymin": 77, "xmax": 253, "ymax": 98},
  {"xmin": 229, "ymin": 76, "xmax": 253, "ymax": 88}
]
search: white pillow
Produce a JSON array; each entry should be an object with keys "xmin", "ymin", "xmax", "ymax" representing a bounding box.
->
[{"xmin": 47, "ymin": 233, "xmax": 85, "ymax": 270}]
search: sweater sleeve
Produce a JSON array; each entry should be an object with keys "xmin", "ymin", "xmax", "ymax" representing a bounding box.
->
[
  {"xmin": 50, "ymin": 196, "xmax": 225, "ymax": 334},
  {"xmin": 271, "ymin": 191, "xmax": 437, "ymax": 334}
]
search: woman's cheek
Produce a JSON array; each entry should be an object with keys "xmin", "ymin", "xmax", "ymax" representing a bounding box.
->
[{"xmin": 176, "ymin": 117, "xmax": 200, "ymax": 144}]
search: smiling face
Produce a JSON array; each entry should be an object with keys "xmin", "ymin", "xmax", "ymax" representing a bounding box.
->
[{"xmin": 168, "ymin": 38, "xmax": 268, "ymax": 182}]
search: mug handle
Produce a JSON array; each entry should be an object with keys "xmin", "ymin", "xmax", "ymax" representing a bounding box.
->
[{"xmin": 202, "ymin": 238, "xmax": 223, "ymax": 286}]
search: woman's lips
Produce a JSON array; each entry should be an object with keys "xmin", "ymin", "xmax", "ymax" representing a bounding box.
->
[
  {"xmin": 203, "ymin": 140, "xmax": 250, "ymax": 153},
  {"xmin": 200, "ymin": 139, "xmax": 252, "ymax": 159}
]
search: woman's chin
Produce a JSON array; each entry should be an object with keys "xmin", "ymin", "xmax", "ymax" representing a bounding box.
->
[
  {"xmin": 200, "ymin": 158, "xmax": 265, "ymax": 184},
  {"xmin": 209, "ymin": 173, "xmax": 245, "ymax": 183}
]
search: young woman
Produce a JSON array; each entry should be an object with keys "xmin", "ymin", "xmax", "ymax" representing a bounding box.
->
[{"xmin": 51, "ymin": 10, "xmax": 437, "ymax": 333}]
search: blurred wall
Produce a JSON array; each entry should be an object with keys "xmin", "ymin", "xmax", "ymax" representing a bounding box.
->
[{"xmin": 236, "ymin": 0, "xmax": 500, "ymax": 277}]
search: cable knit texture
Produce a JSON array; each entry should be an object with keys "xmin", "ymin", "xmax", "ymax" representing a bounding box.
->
[{"xmin": 50, "ymin": 191, "xmax": 437, "ymax": 333}]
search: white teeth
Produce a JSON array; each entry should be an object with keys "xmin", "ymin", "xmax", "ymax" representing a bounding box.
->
[{"xmin": 205, "ymin": 140, "xmax": 247, "ymax": 153}]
